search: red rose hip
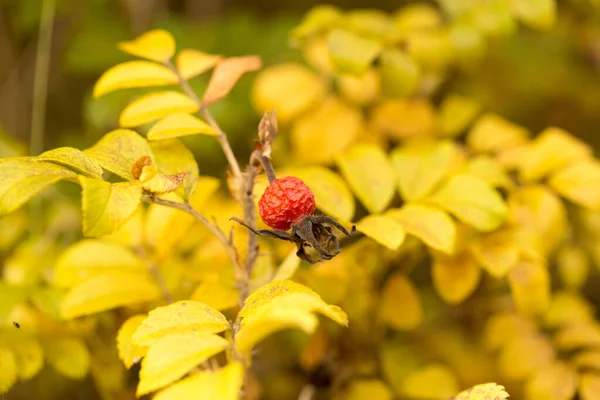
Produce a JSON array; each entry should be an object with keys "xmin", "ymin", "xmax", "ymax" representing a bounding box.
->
[{"xmin": 258, "ymin": 176, "xmax": 316, "ymax": 230}]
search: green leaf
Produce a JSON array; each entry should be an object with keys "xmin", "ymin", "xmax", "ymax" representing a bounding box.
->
[
  {"xmin": 137, "ymin": 332, "xmax": 229, "ymax": 395},
  {"xmin": 0, "ymin": 346, "xmax": 17, "ymax": 394},
  {"xmin": 379, "ymin": 48, "xmax": 420, "ymax": 98},
  {"xmin": 356, "ymin": 215, "xmax": 406, "ymax": 250},
  {"xmin": 79, "ymin": 177, "xmax": 142, "ymax": 237},
  {"xmin": 149, "ymin": 139, "xmax": 199, "ymax": 199},
  {"xmin": 132, "ymin": 301, "xmax": 230, "ymax": 347},
  {"xmin": 60, "ymin": 271, "xmax": 161, "ymax": 319},
  {"xmin": 337, "ymin": 143, "xmax": 396, "ymax": 213},
  {"xmin": 84, "ymin": 129, "xmax": 153, "ymax": 180},
  {"xmin": 0, "ymin": 159, "xmax": 76, "ymax": 217},
  {"xmin": 38, "ymin": 147, "xmax": 104, "ymax": 178},
  {"xmin": 54, "ymin": 239, "xmax": 146, "ymax": 288},
  {"xmin": 327, "ymin": 28, "xmax": 382, "ymax": 74},
  {"xmin": 428, "ymin": 174, "xmax": 507, "ymax": 231},
  {"xmin": 44, "ymin": 336, "xmax": 90, "ymax": 379},
  {"xmin": 119, "ymin": 91, "xmax": 198, "ymax": 128},
  {"xmin": 391, "ymin": 140, "xmax": 458, "ymax": 201}
]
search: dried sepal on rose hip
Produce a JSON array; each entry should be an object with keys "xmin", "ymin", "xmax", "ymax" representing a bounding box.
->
[{"xmin": 231, "ymin": 176, "xmax": 355, "ymax": 263}]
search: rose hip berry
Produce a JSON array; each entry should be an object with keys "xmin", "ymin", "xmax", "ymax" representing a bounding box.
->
[{"xmin": 258, "ymin": 176, "xmax": 316, "ymax": 230}]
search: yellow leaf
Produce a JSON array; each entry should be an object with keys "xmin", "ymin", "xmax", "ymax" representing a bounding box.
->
[
  {"xmin": 138, "ymin": 162, "xmax": 185, "ymax": 194},
  {"xmin": 147, "ymin": 113, "xmax": 216, "ymax": 140},
  {"xmin": 132, "ymin": 301, "xmax": 230, "ymax": 347},
  {"xmin": 252, "ymin": 63, "xmax": 326, "ymax": 123},
  {"xmin": 438, "ymin": 94, "xmax": 481, "ymax": 137},
  {"xmin": 386, "ymin": 204, "xmax": 456, "ymax": 254},
  {"xmin": 12, "ymin": 336, "xmax": 43, "ymax": 380},
  {"xmin": 405, "ymin": 29, "xmax": 453, "ymax": 70},
  {"xmin": 483, "ymin": 312, "xmax": 537, "ymax": 351},
  {"xmin": 190, "ymin": 277, "xmax": 239, "ymax": 311},
  {"xmin": 0, "ymin": 346, "xmax": 17, "ymax": 394},
  {"xmin": 271, "ymin": 249, "xmax": 301, "ymax": 282},
  {"xmin": 463, "ymin": 156, "xmax": 513, "ymax": 188},
  {"xmin": 176, "ymin": 49, "xmax": 222, "ymax": 80},
  {"xmin": 379, "ymin": 274, "xmax": 422, "ymax": 330},
  {"xmin": 79, "ymin": 177, "xmax": 142, "ymax": 237},
  {"xmin": 520, "ymin": 127, "xmax": 592, "ymax": 181},
  {"xmin": 580, "ymin": 373, "xmax": 600, "ymax": 400},
  {"xmin": 467, "ymin": 113, "xmax": 530, "ymax": 153},
  {"xmin": 391, "ymin": 140, "xmax": 458, "ymax": 200},
  {"xmin": 574, "ymin": 352, "xmax": 600, "ymax": 370},
  {"xmin": 44, "ymin": 336, "xmax": 90, "ymax": 379},
  {"xmin": 513, "ymin": 0, "xmax": 556, "ymax": 30},
  {"xmin": 525, "ymin": 361, "xmax": 577, "ymax": 400},
  {"xmin": 93, "ymin": 61, "xmax": 178, "ymax": 98},
  {"xmin": 137, "ymin": 332, "xmax": 229, "ymax": 395},
  {"xmin": 433, "ymin": 251, "xmax": 481, "ymax": 304},
  {"xmin": 394, "ymin": 4, "xmax": 443, "ymax": 33},
  {"xmin": 346, "ymin": 379, "xmax": 393, "ymax": 400},
  {"xmin": 60, "ymin": 271, "xmax": 161, "ymax": 319},
  {"xmin": 240, "ymin": 280, "xmax": 314, "ymax": 318},
  {"xmin": 508, "ymin": 261, "xmax": 550, "ymax": 315},
  {"xmin": 337, "ymin": 68, "xmax": 380, "ymax": 105},
  {"xmin": 499, "ymin": 333, "xmax": 554, "ymax": 380},
  {"xmin": 469, "ymin": 229, "xmax": 520, "ymax": 278},
  {"xmin": 379, "ymin": 48, "xmax": 420, "ymax": 97},
  {"xmin": 346, "ymin": 9, "xmax": 396, "ymax": 40},
  {"xmin": 0, "ymin": 159, "xmax": 76, "ymax": 217},
  {"xmin": 371, "ymin": 99, "xmax": 436, "ymax": 140},
  {"xmin": 544, "ymin": 291, "xmax": 594, "ymax": 328},
  {"xmin": 557, "ymin": 244, "xmax": 589, "ymax": 290},
  {"xmin": 117, "ymin": 315, "xmax": 148, "ymax": 368},
  {"xmin": 336, "ymin": 143, "xmax": 395, "ymax": 213},
  {"xmin": 202, "ymin": 55, "xmax": 262, "ymax": 105},
  {"xmin": 451, "ymin": 383, "xmax": 509, "ymax": 400},
  {"xmin": 428, "ymin": 173, "xmax": 507, "ymax": 231},
  {"xmin": 291, "ymin": 97, "xmax": 362, "ymax": 164},
  {"xmin": 84, "ymin": 129, "xmax": 153, "ymax": 180},
  {"xmin": 327, "ymin": 28, "xmax": 382, "ymax": 74},
  {"xmin": 356, "ymin": 215, "xmax": 406, "ymax": 250},
  {"xmin": 54, "ymin": 239, "xmax": 145, "ymax": 287},
  {"xmin": 117, "ymin": 29, "xmax": 175, "ymax": 62},
  {"xmin": 150, "ymin": 139, "xmax": 199, "ymax": 200},
  {"xmin": 401, "ymin": 364, "xmax": 459, "ymax": 400},
  {"xmin": 154, "ymin": 361, "xmax": 243, "ymax": 400},
  {"xmin": 290, "ymin": 5, "xmax": 343, "ymax": 42},
  {"xmin": 38, "ymin": 147, "xmax": 104, "ymax": 178},
  {"xmin": 119, "ymin": 91, "xmax": 198, "ymax": 128},
  {"xmin": 555, "ymin": 322, "xmax": 600, "ymax": 350},
  {"xmin": 549, "ymin": 161, "xmax": 600, "ymax": 210}
]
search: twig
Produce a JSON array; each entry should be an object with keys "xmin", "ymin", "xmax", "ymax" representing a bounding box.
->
[
  {"xmin": 134, "ymin": 246, "xmax": 173, "ymax": 303},
  {"xmin": 297, "ymin": 384, "xmax": 316, "ymax": 400}
]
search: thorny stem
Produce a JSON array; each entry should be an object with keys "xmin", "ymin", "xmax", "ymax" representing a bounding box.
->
[{"xmin": 134, "ymin": 246, "xmax": 173, "ymax": 304}]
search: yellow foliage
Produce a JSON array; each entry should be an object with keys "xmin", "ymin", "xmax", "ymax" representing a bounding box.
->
[
  {"xmin": 147, "ymin": 113, "xmax": 217, "ymax": 140},
  {"xmin": 433, "ymin": 251, "xmax": 481, "ymax": 304},
  {"xmin": 175, "ymin": 49, "xmax": 222, "ymax": 80},
  {"xmin": 356, "ymin": 214, "xmax": 406, "ymax": 250},
  {"xmin": 93, "ymin": 61, "xmax": 178, "ymax": 98},
  {"xmin": 117, "ymin": 315, "xmax": 148, "ymax": 368},
  {"xmin": 117, "ymin": 29, "xmax": 176, "ymax": 63},
  {"xmin": 379, "ymin": 274, "xmax": 422, "ymax": 330},
  {"xmin": 119, "ymin": 91, "xmax": 198, "ymax": 128}
]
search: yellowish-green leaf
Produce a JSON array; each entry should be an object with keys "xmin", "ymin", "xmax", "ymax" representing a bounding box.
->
[
  {"xmin": 0, "ymin": 159, "xmax": 76, "ymax": 217},
  {"xmin": 84, "ymin": 129, "xmax": 153, "ymax": 180},
  {"xmin": 386, "ymin": 204, "xmax": 456, "ymax": 254},
  {"xmin": 291, "ymin": 97, "xmax": 362, "ymax": 165},
  {"xmin": 401, "ymin": 364, "xmax": 459, "ymax": 400},
  {"xmin": 451, "ymin": 383, "xmax": 510, "ymax": 400},
  {"xmin": 93, "ymin": 61, "xmax": 178, "ymax": 98},
  {"xmin": 549, "ymin": 161, "xmax": 600, "ymax": 210},
  {"xmin": 508, "ymin": 261, "xmax": 550, "ymax": 315},
  {"xmin": 467, "ymin": 113, "xmax": 529, "ymax": 153},
  {"xmin": 0, "ymin": 282, "xmax": 27, "ymax": 321},
  {"xmin": 154, "ymin": 361, "xmax": 243, "ymax": 400},
  {"xmin": 138, "ymin": 162, "xmax": 185, "ymax": 194},
  {"xmin": 54, "ymin": 239, "xmax": 145, "ymax": 288},
  {"xmin": 150, "ymin": 139, "xmax": 199, "ymax": 199},
  {"xmin": 379, "ymin": 274, "xmax": 422, "ymax": 330},
  {"xmin": 544, "ymin": 291, "xmax": 594, "ymax": 328},
  {"xmin": 463, "ymin": 156, "xmax": 512, "ymax": 188},
  {"xmin": 433, "ymin": 252, "xmax": 481, "ymax": 305},
  {"xmin": 240, "ymin": 280, "xmax": 314, "ymax": 318},
  {"xmin": 513, "ymin": 0, "xmax": 556, "ymax": 30},
  {"xmin": 346, "ymin": 379, "xmax": 393, "ymax": 400},
  {"xmin": 176, "ymin": 49, "xmax": 222, "ymax": 80},
  {"xmin": 132, "ymin": 301, "xmax": 230, "ymax": 347},
  {"xmin": 345, "ymin": 9, "xmax": 396, "ymax": 40},
  {"xmin": 44, "ymin": 336, "xmax": 90, "ymax": 379},
  {"xmin": 555, "ymin": 322, "xmax": 600, "ymax": 350},
  {"xmin": 428, "ymin": 173, "xmax": 507, "ymax": 231},
  {"xmin": 12, "ymin": 336, "xmax": 43, "ymax": 381},
  {"xmin": 525, "ymin": 361, "xmax": 577, "ymax": 400},
  {"xmin": 327, "ymin": 28, "xmax": 382, "ymax": 74},
  {"xmin": 371, "ymin": 99, "xmax": 436, "ymax": 140},
  {"xmin": 520, "ymin": 127, "xmax": 592, "ymax": 182},
  {"xmin": 0, "ymin": 346, "xmax": 17, "ymax": 394},
  {"xmin": 137, "ymin": 332, "xmax": 229, "ymax": 395},
  {"xmin": 391, "ymin": 140, "xmax": 458, "ymax": 200},
  {"xmin": 251, "ymin": 63, "xmax": 326, "ymax": 123},
  {"xmin": 80, "ymin": 177, "xmax": 142, "ymax": 237},
  {"xmin": 337, "ymin": 68, "xmax": 380, "ymax": 105},
  {"xmin": 117, "ymin": 29, "xmax": 175, "ymax": 62},
  {"xmin": 356, "ymin": 215, "xmax": 406, "ymax": 250},
  {"xmin": 469, "ymin": 229, "xmax": 520, "ymax": 278},
  {"xmin": 119, "ymin": 91, "xmax": 198, "ymax": 128},
  {"xmin": 379, "ymin": 48, "xmax": 420, "ymax": 97},
  {"xmin": 147, "ymin": 113, "xmax": 216, "ymax": 140},
  {"xmin": 438, "ymin": 94, "xmax": 481, "ymax": 137},
  {"xmin": 290, "ymin": 5, "xmax": 343, "ymax": 42},
  {"xmin": 337, "ymin": 143, "xmax": 395, "ymax": 213},
  {"xmin": 557, "ymin": 244, "xmax": 589, "ymax": 290},
  {"xmin": 394, "ymin": 4, "xmax": 443, "ymax": 33},
  {"xmin": 38, "ymin": 147, "xmax": 104, "ymax": 178},
  {"xmin": 499, "ymin": 333, "xmax": 554, "ymax": 380},
  {"xmin": 202, "ymin": 56, "xmax": 262, "ymax": 105},
  {"xmin": 117, "ymin": 315, "xmax": 148, "ymax": 368},
  {"xmin": 61, "ymin": 271, "xmax": 161, "ymax": 319},
  {"xmin": 190, "ymin": 277, "xmax": 239, "ymax": 311}
]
